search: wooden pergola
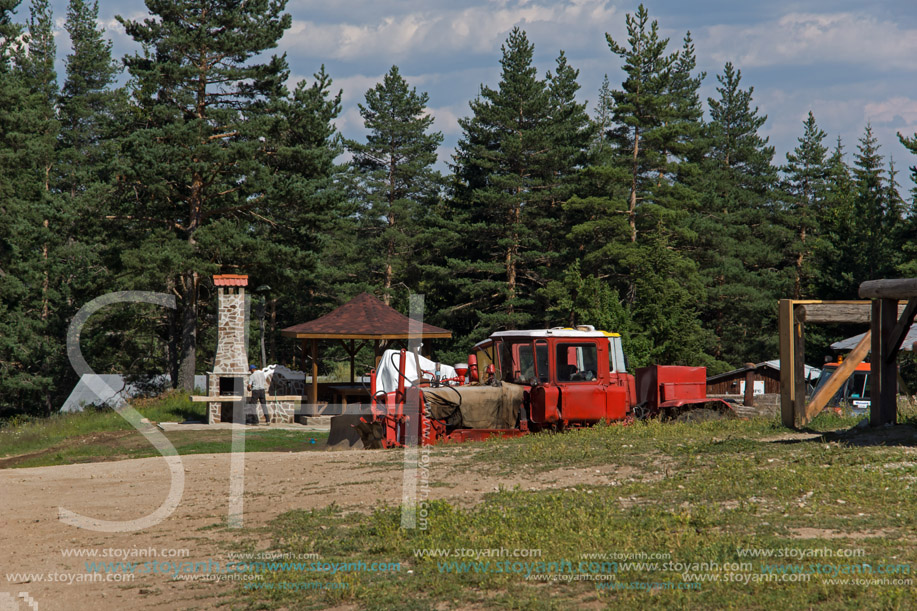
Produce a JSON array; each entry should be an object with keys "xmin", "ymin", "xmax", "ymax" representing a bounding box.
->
[
  {"xmin": 280, "ymin": 293, "xmax": 452, "ymax": 405},
  {"xmin": 779, "ymin": 280, "xmax": 917, "ymax": 428}
]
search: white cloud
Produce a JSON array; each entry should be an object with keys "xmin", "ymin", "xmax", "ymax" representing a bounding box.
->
[
  {"xmin": 427, "ymin": 104, "xmax": 466, "ymax": 136},
  {"xmin": 702, "ymin": 12, "xmax": 917, "ymax": 71},
  {"xmin": 865, "ymin": 97, "xmax": 917, "ymax": 129},
  {"xmin": 280, "ymin": 0, "xmax": 618, "ymax": 62}
]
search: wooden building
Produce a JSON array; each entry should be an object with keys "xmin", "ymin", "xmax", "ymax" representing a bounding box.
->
[{"xmin": 706, "ymin": 360, "xmax": 821, "ymax": 396}]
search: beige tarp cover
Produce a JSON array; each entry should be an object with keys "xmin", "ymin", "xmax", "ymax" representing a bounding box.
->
[{"xmin": 423, "ymin": 383, "xmax": 524, "ymax": 429}]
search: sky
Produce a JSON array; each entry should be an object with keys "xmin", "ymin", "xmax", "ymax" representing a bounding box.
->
[{"xmin": 39, "ymin": 0, "xmax": 917, "ymax": 179}]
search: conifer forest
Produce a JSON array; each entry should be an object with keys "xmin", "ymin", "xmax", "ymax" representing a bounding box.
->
[{"xmin": 3, "ymin": 0, "xmax": 917, "ymax": 417}]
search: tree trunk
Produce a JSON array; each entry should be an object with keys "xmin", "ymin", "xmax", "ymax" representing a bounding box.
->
[
  {"xmin": 177, "ymin": 271, "xmax": 199, "ymax": 391},
  {"xmin": 629, "ymin": 125, "xmax": 640, "ymax": 243},
  {"xmin": 506, "ymin": 200, "xmax": 520, "ymax": 321},
  {"xmin": 794, "ymin": 226, "xmax": 806, "ymax": 300},
  {"xmin": 269, "ymin": 297, "xmax": 277, "ymax": 363}
]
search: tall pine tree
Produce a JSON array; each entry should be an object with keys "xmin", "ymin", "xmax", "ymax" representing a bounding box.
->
[
  {"xmin": 114, "ymin": 0, "xmax": 294, "ymax": 390},
  {"xmin": 691, "ymin": 62, "xmax": 785, "ymax": 366},
  {"xmin": 0, "ymin": 0, "xmax": 64, "ymax": 414},
  {"xmin": 782, "ymin": 111, "xmax": 828, "ymax": 299},
  {"xmin": 449, "ymin": 27, "xmax": 553, "ymax": 335},
  {"xmin": 346, "ymin": 65, "xmax": 443, "ymax": 307}
]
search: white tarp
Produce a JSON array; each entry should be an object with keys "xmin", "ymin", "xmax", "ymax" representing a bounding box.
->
[
  {"xmin": 375, "ymin": 349, "xmax": 458, "ymax": 393},
  {"xmin": 60, "ymin": 373, "xmax": 189, "ymax": 412}
]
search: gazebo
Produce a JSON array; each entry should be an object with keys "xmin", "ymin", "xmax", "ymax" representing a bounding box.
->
[{"xmin": 280, "ymin": 293, "xmax": 452, "ymax": 405}]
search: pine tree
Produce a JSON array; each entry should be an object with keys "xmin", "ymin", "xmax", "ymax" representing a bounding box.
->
[
  {"xmin": 575, "ymin": 5, "xmax": 713, "ymax": 367},
  {"xmin": 691, "ymin": 62, "xmax": 785, "ymax": 365},
  {"xmin": 114, "ymin": 0, "xmax": 294, "ymax": 390},
  {"xmin": 814, "ymin": 137, "xmax": 858, "ymax": 298},
  {"xmin": 346, "ymin": 65, "xmax": 443, "ymax": 306},
  {"xmin": 0, "ymin": 0, "xmax": 63, "ymax": 414},
  {"xmin": 591, "ymin": 74, "xmax": 614, "ymax": 156},
  {"xmin": 851, "ymin": 125, "xmax": 900, "ymax": 281},
  {"xmin": 896, "ymin": 130, "xmax": 917, "ymax": 276},
  {"xmin": 450, "ymin": 27, "xmax": 553, "ymax": 334},
  {"xmin": 529, "ymin": 51, "xmax": 595, "ymax": 321},
  {"xmin": 604, "ymin": 3, "xmax": 674, "ymax": 243},
  {"xmin": 259, "ymin": 66, "xmax": 347, "ymax": 344},
  {"xmin": 783, "ymin": 111, "xmax": 828, "ymax": 298},
  {"xmin": 53, "ymin": 0, "xmax": 131, "ymax": 375},
  {"xmin": 58, "ymin": 0, "xmax": 121, "ymax": 193}
]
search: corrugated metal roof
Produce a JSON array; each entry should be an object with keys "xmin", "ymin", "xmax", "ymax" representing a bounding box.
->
[
  {"xmin": 280, "ymin": 292, "xmax": 452, "ymax": 338},
  {"xmin": 707, "ymin": 360, "xmax": 821, "ymax": 383},
  {"xmin": 831, "ymin": 326, "xmax": 917, "ymax": 352}
]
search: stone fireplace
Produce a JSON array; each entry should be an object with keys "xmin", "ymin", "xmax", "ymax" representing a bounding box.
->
[{"xmin": 207, "ymin": 274, "xmax": 250, "ymax": 423}]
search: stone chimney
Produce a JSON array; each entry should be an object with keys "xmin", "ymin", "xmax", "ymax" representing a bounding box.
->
[{"xmin": 207, "ymin": 274, "xmax": 249, "ymax": 422}]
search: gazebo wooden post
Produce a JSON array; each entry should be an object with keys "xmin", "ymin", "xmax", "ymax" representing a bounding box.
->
[
  {"xmin": 350, "ymin": 339, "xmax": 356, "ymax": 383},
  {"xmin": 310, "ymin": 339, "xmax": 318, "ymax": 406}
]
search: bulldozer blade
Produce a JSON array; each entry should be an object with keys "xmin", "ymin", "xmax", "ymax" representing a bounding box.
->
[
  {"xmin": 326, "ymin": 415, "xmax": 366, "ymax": 450},
  {"xmin": 662, "ymin": 400, "xmax": 738, "ymax": 422}
]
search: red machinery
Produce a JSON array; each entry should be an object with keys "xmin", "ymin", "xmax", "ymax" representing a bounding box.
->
[{"xmin": 354, "ymin": 326, "xmax": 734, "ymax": 448}]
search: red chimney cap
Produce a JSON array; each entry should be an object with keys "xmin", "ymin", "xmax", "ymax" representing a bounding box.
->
[{"xmin": 214, "ymin": 274, "xmax": 249, "ymax": 287}]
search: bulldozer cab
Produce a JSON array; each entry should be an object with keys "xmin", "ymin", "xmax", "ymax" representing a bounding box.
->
[
  {"xmin": 811, "ymin": 361, "xmax": 871, "ymax": 415},
  {"xmin": 475, "ymin": 327, "xmax": 627, "ymax": 387}
]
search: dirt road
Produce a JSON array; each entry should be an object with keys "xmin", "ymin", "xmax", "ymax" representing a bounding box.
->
[{"xmin": 0, "ymin": 446, "xmax": 627, "ymax": 611}]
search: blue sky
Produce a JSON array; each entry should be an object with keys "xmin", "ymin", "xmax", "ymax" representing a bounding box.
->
[{"xmin": 40, "ymin": 0, "xmax": 917, "ymax": 180}]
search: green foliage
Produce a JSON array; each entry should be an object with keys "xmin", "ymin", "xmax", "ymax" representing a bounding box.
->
[
  {"xmin": 783, "ymin": 111, "xmax": 828, "ymax": 299},
  {"xmin": 450, "ymin": 27, "xmax": 554, "ymax": 333},
  {"xmin": 5, "ymin": 4, "xmax": 917, "ymax": 419},
  {"xmin": 690, "ymin": 62, "xmax": 787, "ymax": 366},
  {"xmin": 346, "ymin": 65, "xmax": 444, "ymax": 308}
]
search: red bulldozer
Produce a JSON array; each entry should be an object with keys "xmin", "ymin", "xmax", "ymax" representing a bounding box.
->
[{"xmin": 353, "ymin": 326, "xmax": 735, "ymax": 448}]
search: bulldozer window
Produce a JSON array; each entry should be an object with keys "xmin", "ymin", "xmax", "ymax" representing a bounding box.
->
[
  {"xmin": 500, "ymin": 340, "xmax": 550, "ymax": 384},
  {"xmin": 556, "ymin": 343, "xmax": 598, "ymax": 382},
  {"xmin": 534, "ymin": 340, "xmax": 549, "ymax": 383}
]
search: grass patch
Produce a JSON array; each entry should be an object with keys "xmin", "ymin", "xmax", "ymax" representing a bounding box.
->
[
  {"xmin": 0, "ymin": 392, "xmax": 328, "ymax": 468},
  {"xmin": 237, "ymin": 417, "xmax": 917, "ymax": 610},
  {"xmin": 0, "ymin": 391, "xmax": 204, "ymax": 457}
]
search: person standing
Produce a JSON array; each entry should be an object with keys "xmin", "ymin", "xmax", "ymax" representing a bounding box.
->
[{"xmin": 248, "ymin": 364, "xmax": 271, "ymax": 425}]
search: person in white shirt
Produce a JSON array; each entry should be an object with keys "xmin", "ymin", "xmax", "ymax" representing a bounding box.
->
[{"xmin": 248, "ymin": 364, "xmax": 271, "ymax": 425}]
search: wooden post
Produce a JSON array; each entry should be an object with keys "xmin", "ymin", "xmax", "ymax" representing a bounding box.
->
[
  {"xmin": 310, "ymin": 338, "xmax": 318, "ymax": 406},
  {"xmin": 779, "ymin": 299, "xmax": 797, "ymax": 427},
  {"xmin": 743, "ymin": 363, "xmax": 755, "ymax": 407},
  {"xmin": 871, "ymin": 299, "xmax": 898, "ymax": 426},
  {"xmin": 793, "ymin": 305, "xmax": 807, "ymax": 425},
  {"xmin": 350, "ymin": 339, "xmax": 355, "ymax": 384}
]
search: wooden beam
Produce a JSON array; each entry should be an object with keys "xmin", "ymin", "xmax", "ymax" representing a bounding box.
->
[
  {"xmin": 871, "ymin": 299, "xmax": 898, "ymax": 426},
  {"xmin": 802, "ymin": 331, "xmax": 871, "ymax": 424},
  {"xmin": 743, "ymin": 363, "xmax": 755, "ymax": 407},
  {"xmin": 800, "ymin": 301, "xmax": 908, "ymax": 323},
  {"xmin": 860, "ymin": 279, "xmax": 917, "ymax": 299},
  {"xmin": 886, "ymin": 297, "xmax": 917, "ymax": 362},
  {"xmin": 779, "ymin": 299, "xmax": 796, "ymax": 427},
  {"xmin": 801, "ymin": 302, "xmax": 871, "ymax": 323}
]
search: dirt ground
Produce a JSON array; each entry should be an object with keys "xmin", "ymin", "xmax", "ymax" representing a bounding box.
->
[{"xmin": 0, "ymin": 441, "xmax": 642, "ymax": 611}]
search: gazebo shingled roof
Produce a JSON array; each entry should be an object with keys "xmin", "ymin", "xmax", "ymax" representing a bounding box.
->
[
  {"xmin": 280, "ymin": 293, "xmax": 452, "ymax": 403},
  {"xmin": 281, "ymin": 292, "xmax": 451, "ymax": 339}
]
